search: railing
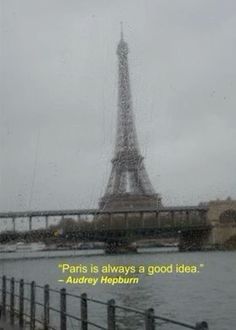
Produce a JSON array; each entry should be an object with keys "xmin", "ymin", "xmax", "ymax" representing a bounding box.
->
[{"xmin": 0, "ymin": 276, "xmax": 209, "ymax": 330}]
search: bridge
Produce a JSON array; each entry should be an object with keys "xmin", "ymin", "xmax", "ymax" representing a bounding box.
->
[
  {"xmin": 0, "ymin": 200, "xmax": 236, "ymax": 250},
  {"xmin": 1, "ymin": 199, "xmax": 236, "ymax": 252}
]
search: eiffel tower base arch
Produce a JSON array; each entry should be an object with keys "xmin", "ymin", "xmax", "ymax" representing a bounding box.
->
[{"xmin": 100, "ymin": 193, "xmax": 161, "ymax": 211}]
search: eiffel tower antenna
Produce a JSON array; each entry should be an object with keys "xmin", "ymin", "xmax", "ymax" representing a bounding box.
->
[
  {"xmin": 99, "ymin": 30, "xmax": 162, "ymax": 210},
  {"xmin": 120, "ymin": 21, "xmax": 124, "ymax": 40}
]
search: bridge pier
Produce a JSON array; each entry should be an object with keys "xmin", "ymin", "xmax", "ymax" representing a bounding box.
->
[
  {"xmin": 171, "ymin": 211, "xmax": 175, "ymax": 226},
  {"xmin": 105, "ymin": 240, "xmax": 137, "ymax": 254},
  {"xmin": 29, "ymin": 217, "xmax": 32, "ymax": 231},
  {"xmin": 155, "ymin": 211, "xmax": 160, "ymax": 227},
  {"xmin": 45, "ymin": 216, "xmax": 49, "ymax": 230},
  {"xmin": 179, "ymin": 229, "xmax": 211, "ymax": 252},
  {"xmin": 12, "ymin": 218, "xmax": 16, "ymax": 232},
  {"xmin": 186, "ymin": 211, "xmax": 190, "ymax": 224},
  {"xmin": 125, "ymin": 212, "xmax": 129, "ymax": 229}
]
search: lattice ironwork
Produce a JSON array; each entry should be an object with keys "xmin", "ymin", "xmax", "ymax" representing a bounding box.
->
[{"xmin": 99, "ymin": 29, "xmax": 161, "ymax": 210}]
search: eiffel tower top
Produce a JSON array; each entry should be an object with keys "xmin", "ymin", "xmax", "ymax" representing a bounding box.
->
[
  {"xmin": 99, "ymin": 28, "xmax": 161, "ymax": 210},
  {"xmin": 114, "ymin": 24, "xmax": 140, "ymax": 160},
  {"xmin": 117, "ymin": 22, "xmax": 128, "ymax": 56}
]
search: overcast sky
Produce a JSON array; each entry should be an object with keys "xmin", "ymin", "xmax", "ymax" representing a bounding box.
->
[{"xmin": 1, "ymin": 0, "xmax": 236, "ymax": 212}]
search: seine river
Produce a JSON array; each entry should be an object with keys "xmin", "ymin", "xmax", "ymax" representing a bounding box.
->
[{"xmin": 0, "ymin": 249, "xmax": 235, "ymax": 330}]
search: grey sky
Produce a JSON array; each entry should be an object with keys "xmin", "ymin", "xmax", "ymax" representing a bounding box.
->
[{"xmin": 1, "ymin": 0, "xmax": 236, "ymax": 212}]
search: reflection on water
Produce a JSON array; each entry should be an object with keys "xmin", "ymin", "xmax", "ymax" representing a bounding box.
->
[{"xmin": 0, "ymin": 248, "xmax": 235, "ymax": 330}]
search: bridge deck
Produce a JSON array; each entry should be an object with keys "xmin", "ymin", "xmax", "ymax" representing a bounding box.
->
[{"xmin": 0, "ymin": 205, "xmax": 208, "ymax": 218}]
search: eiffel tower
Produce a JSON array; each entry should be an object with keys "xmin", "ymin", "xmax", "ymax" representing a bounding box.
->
[{"xmin": 99, "ymin": 27, "xmax": 162, "ymax": 211}]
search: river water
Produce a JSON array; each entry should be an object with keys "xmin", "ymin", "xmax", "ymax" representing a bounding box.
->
[{"xmin": 0, "ymin": 249, "xmax": 235, "ymax": 330}]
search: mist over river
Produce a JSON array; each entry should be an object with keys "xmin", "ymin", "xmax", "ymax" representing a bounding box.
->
[{"xmin": 0, "ymin": 249, "xmax": 235, "ymax": 330}]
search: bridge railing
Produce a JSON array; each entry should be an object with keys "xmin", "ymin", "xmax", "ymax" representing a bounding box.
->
[{"xmin": 0, "ymin": 275, "xmax": 209, "ymax": 330}]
